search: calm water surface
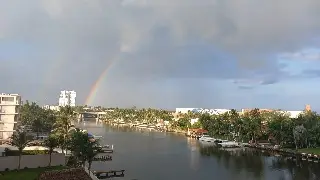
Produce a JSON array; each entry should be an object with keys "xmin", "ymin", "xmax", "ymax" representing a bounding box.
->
[{"xmin": 79, "ymin": 122, "xmax": 320, "ymax": 180}]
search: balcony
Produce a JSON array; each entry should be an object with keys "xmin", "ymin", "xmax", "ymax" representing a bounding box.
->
[
  {"xmin": 0, "ymin": 120, "xmax": 18, "ymax": 124},
  {"xmin": 0, "ymin": 102, "xmax": 20, "ymax": 105},
  {"xmin": 0, "ymin": 111, "xmax": 18, "ymax": 115}
]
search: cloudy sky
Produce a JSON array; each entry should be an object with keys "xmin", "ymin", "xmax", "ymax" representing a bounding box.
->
[{"xmin": 1, "ymin": 0, "xmax": 320, "ymax": 110}]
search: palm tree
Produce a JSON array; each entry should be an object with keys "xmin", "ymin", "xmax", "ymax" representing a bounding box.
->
[
  {"xmin": 68, "ymin": 128, "xmax": 102, "ymax": 171},
  {"xmin": 68, "ymin": 128, "xmax": 89, "ymax": 166},
  {"xmin": 86, "ymin": 140, "xmax": 102, "ymax": 174},
  {"xmin": 44, "ymin": 135, "xmax": 59, "ymax": 167},
  {"xmin": 53, "ymin": 106, "xmax": 76, "ymax": 154},
  {"xmin": 11, "ymin": 130, "xmax": 32, "ymax": 170}
]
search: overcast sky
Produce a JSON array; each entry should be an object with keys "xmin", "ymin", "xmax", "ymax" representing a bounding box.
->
[{"xmin": 1, "ymin": 0, "xmax": 320, "ymax": 110}]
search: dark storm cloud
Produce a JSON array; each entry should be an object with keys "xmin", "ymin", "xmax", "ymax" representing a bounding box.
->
[
  {"xmin": 238, "ymin": 86, "xmax": 254, "ymax": 90},
  {"xmin": 301, "ymin": 69, "xmax": 320, "ymax": 78},
  {"xmin": 1, "ymin": 0, "xmax": 320, "ymax": 106},
  {"xmin": 260, "ymin": 79, "xmax": 278, "ymax": 85}
]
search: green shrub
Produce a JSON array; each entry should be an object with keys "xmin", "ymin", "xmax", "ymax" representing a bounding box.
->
[
  {"xmin": 5, "ymin": 168, "xmax": 9, "ymax": 171},
  {"xmin": 66, "ymin": 156, "xmax": 78, "ymax": 167}
]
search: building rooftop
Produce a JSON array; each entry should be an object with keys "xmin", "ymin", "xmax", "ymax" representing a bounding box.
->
[{"xmin": 0, "ymin": 93, "xmax": 20, "ymax": 96}]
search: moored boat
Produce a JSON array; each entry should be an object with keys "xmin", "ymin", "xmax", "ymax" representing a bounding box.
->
[
  {"xmin": 147, "ymin": 125, "xmax": 156, "ymax": 129},
  {"xmin": 217, "ymin": 141, "xmax": 241, "ymax": 148},
  {"xmin": 198, "ymin": 134, "xmax": 215, "ymax": 142},
  {"xmin": 138, "ymin": 123, "xmax": 148, "ymax": 128}
]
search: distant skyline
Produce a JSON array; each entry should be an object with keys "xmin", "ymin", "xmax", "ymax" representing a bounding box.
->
[{"xmin": 1, "ymin": 0, "xmax": 320, "ymax": 110}]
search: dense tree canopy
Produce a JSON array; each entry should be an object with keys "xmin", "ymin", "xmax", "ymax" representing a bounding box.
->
[
  {"xmin": 17, "ymin": 101, "xmax": 320, "ymax": 151},
  {"xmin": 20, "ymin": 101, "xmax": 57, "ymax": 135}
]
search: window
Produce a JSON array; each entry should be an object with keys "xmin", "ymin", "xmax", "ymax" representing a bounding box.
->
[{"xmin": 2, "ymin": 97, "xmax": 14, "ymax": 102}]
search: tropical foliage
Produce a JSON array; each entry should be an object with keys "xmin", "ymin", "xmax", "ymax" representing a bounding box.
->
[
  {"xmin": 43, "ymin": 135, "xmax": 60, "ymax": 167},
  {"xmin": 198, "ymin": 109, "xmax": 320, "ymax": 149},
  {"xmin": 20, "ymin": 101, "xmax": 57, "ymax": 136},
  {"xmin": 103, "ymin": 108, "xmax": 174, "ymax": 124},
  {"xmin": 11, "ymin": 130, "xmax": 33, "ymax": 170},
  {"xmin": 19, "ymin": 103, "xmax": 102, "ymax": 169},
  {"xmin": 18, "ymin": 101, "xmax": 320, "ymax": 153},
  {"xmin": 67, "ymin": 128, "xmax": 102, "ymax": 172},
  {"xmin": 52, "ymin": 106, "xmax": 76, "ymax": 154}
]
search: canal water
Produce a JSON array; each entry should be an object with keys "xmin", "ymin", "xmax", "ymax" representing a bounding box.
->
[{"xmin": 79, "ymin": 122, "xmax": 320, "ymax": 180}]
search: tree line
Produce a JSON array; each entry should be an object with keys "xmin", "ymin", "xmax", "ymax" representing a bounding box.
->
[
  {"xmin": 77, "ymin": 105, "xmax": 320, "ymax": 151},
  {"xmin": 15, "ymin": 102, "xmax": 320, "ymax": 157},
  {"xmin": 197, "ymin": 109, "xmax": 320, "ymax": 150},
  {"xmin": 10, "ymin": 101, "xmax": 101, "ymax": 172},
  {"xmin": 102, "ymin": 107, "xmax": 174, "ymax": 123}
]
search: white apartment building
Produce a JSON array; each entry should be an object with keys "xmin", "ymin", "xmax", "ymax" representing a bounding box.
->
[
  {"xmin": 0, "ymin": 93, "xmax": 21, "ymax": 140},
  {"xmin": 175, "ymin": 108, "xmax": 231, "ymax": 115},
  {"xmin": 58, "ymin": 90, "xmax": 76, "ymax": 107}
]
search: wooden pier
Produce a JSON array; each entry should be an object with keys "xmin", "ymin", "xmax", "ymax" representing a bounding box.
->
[
  {"xmin": 98, "ymin": 149, "xmax": 114, "ymax": 153},
  {"xmin": 93, "ymin": 170, "xmax": 125, "ymax": 179},
  {"xmin": 93, "ymin": 155, "xmax": 112, "ymax": 161}
]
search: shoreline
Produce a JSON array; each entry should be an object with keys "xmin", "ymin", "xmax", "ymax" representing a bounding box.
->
[
  {"xmin": 103, "ymin": 120, "xmax": 187, "ymax": 134},
  {"xmin": 102, "ymin": 121, "xmax": 320, "ymax": 161}
]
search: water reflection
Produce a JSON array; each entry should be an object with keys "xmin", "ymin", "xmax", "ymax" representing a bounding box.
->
[
  {"xmin": 79, "ymin": 122, "xmax": 320, "ymax": 180},
  {"xmin": 270, "ymin": 155, "xmax": 320, "ymax": 180},
  {"xmin": 199, "ymin": 145, "xmax": 320, "ymax": 180},
  {"xmin": 187, "ymin": 138, "xmax": 200, "ymax": 170}
]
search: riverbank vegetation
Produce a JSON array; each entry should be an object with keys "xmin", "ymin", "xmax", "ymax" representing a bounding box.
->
[
  {"xmin": 198, "ymin": 109, "xmax": 320, "ymax": 150},
  {"xmin": 100, "ymin": 107, "xmax": 320, "ymax": 152},
  {"xmin": 3, "ymin": 102, "xmax": 102, "ymax": 173},
  {"xmin": 15, "ymin": 102, "xmax": 320, "ymax": 153}
]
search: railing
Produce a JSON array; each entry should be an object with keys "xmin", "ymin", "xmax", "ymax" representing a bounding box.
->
[
  {"xmin": 0, "ymin": 111, "xmax": 18, "ymax": 114},
  {"xmin": 0, "ymin": 120, "xmax": 17, "ymax": 124},
  {"xmin": 0, "ymin": 102, "xmax": 19, "ymax": 105}
]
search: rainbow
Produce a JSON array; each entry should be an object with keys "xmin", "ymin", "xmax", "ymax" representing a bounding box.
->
[{"xmin": 84, "ymin": 57, "xmax": 118, "ymax": 105}]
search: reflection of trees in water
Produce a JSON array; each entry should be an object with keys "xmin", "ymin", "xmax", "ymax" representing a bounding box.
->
[
  {"xmin": 199, "ymin": 146, "xmax": 264, "ymax": 180},
  {"xmin": 270, "ymin": 156, "xmax": 320, "ymax": 180},
  {"xmin": 109, "ymin": 125, "xmax": 136, "ymax": 132},
  {"xmin": 199, "ymin": 146, "xmax": 320, "ymax": 180}
]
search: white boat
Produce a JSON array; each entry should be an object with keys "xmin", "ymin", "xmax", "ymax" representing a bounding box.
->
[
  {"xmin": 93, "ymin": 135, "xmax": 103, "ymax": 139},
  {"xmin": 198, "ymin": 134, "xmax": 215, "ymax": 142},
  {"xmin": 147, "ymin": 125, "xmax": 156, "ymax": 129},
  {"xmin": 99, "ymin": 144, "xmax": 114, "ymax": 150},
  {"xmin": 138, "ymin": 124, "xmax": 148, "ymax": 128},
  {"xmin": 215, "ymin": 139, "xmax": 229, "ymax": 143},
  {"xmin": 218, "ymin": 141, "xmax": 240, "ymax": 148}
]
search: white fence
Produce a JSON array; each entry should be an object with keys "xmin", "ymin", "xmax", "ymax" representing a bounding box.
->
[{"xmin": 0, "ymin": 153, "xmax": 65, "ymax": 171}]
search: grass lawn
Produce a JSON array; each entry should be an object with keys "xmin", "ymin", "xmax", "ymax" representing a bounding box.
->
[
  {"xmin": 0, "ymin": 166, "xmax": 67, "ymax": 180},
  {"xmin": 298, "ymin": 148, "xmax": 320, "ymax": 155}
]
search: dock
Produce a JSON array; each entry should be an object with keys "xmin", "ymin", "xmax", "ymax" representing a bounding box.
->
[
  {"xmin": 93, "ymin": 155, "xmax": 112, "ymax": 161},
  {"xmin": 93, "ymin": 170, "xmax": 125, "ymax": 179},
  {"xmin": 98, "ymin": 144, "xmax": 114, "ymax": 153},
  {"xmin": 98, "ymin": 149, "xmax": 114, "ymax": 153}
]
